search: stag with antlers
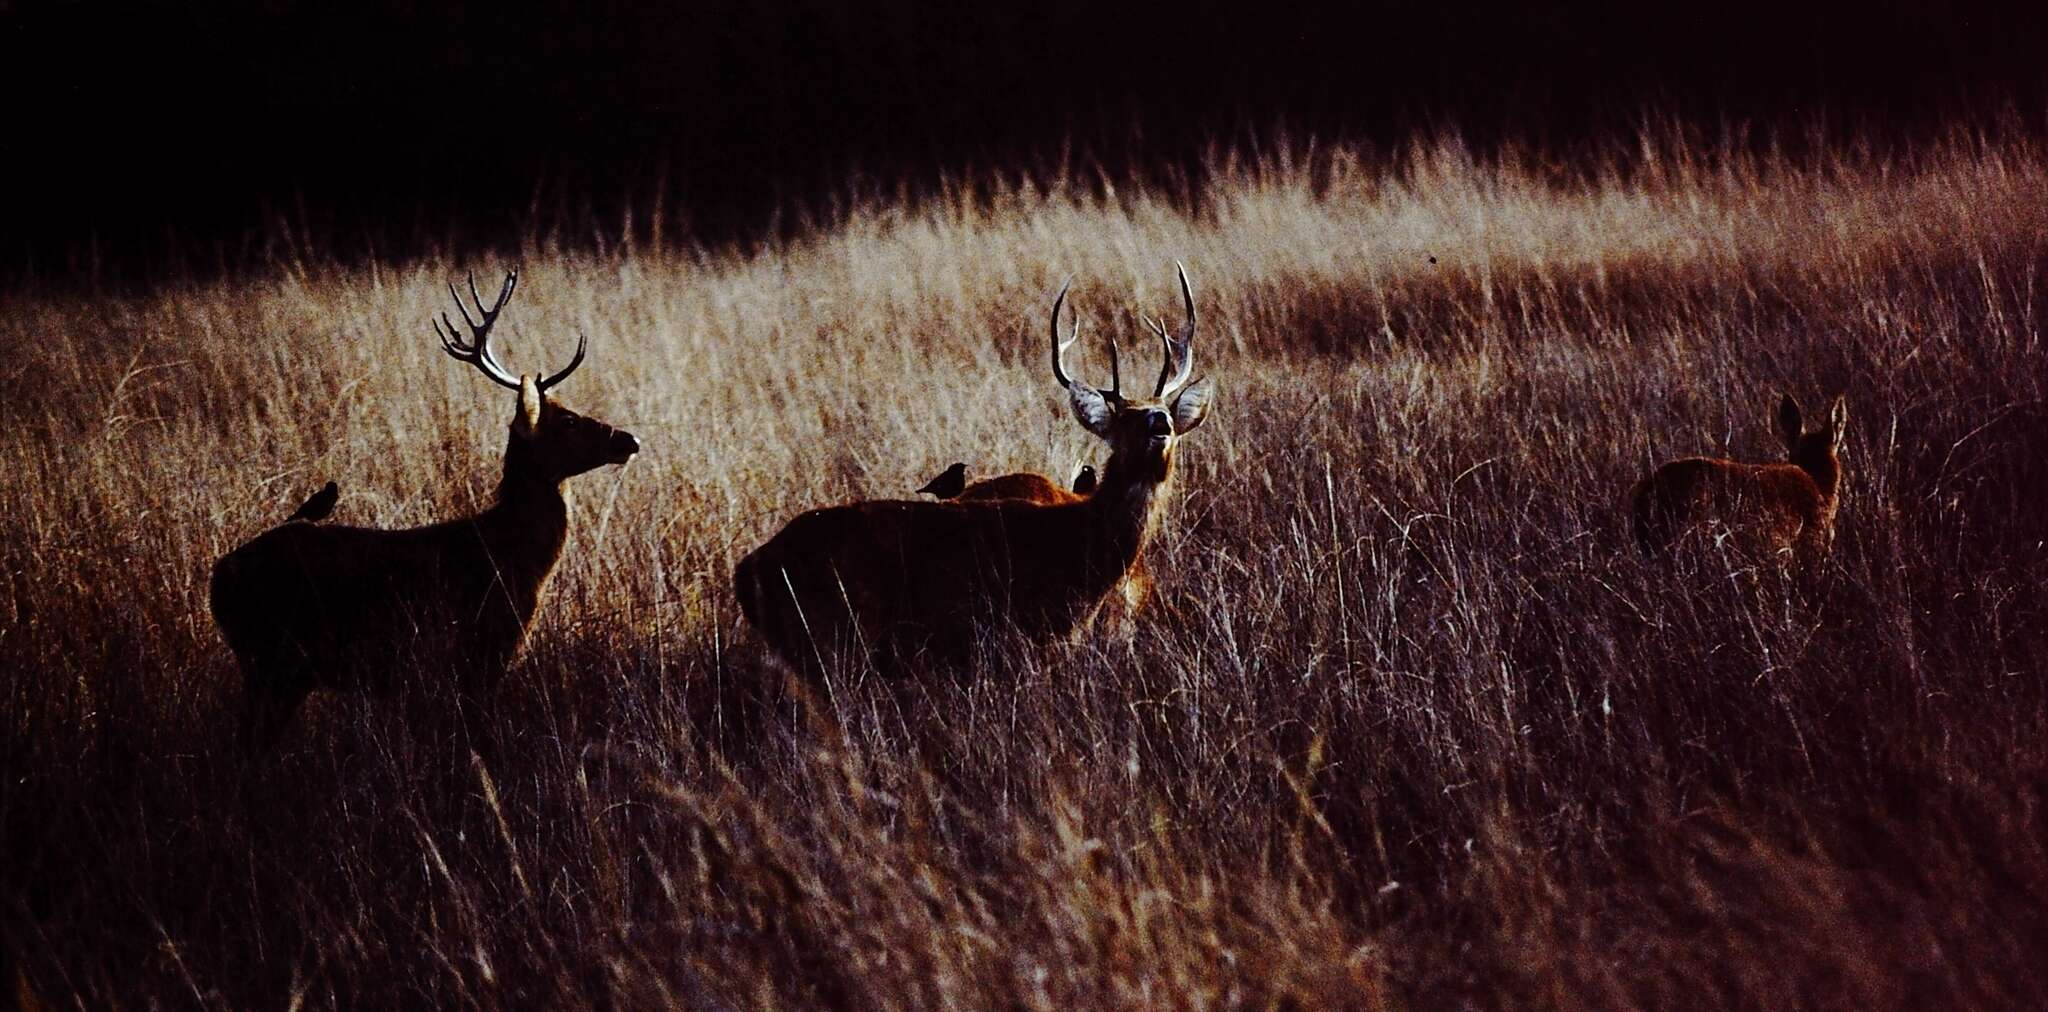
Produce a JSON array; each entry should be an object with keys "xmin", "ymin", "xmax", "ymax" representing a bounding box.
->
[
  {"xmin": 209, "ymin": 272, "xmax": 639, "ymax": 750},
  {"xmin": 735, "ymin": 263, "xmax": 1213, "ymax": 682}
]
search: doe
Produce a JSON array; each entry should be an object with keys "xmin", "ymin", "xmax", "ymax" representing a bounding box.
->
[{"xmin": 1631, "ymin": 392, "xmax": 1847, "ymax": 565}]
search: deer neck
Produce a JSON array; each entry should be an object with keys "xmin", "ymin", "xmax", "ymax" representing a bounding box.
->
[
  {"xmin": 1085, "ymin": 449, "xmax": 1173, "ymax": 576},
  {"xmin": 483, "ymin": 437, "xmax": 572, "ymax": 578},
  {"xmin": 1792, "ymin": 447, "xmax": 1841, "ymax": 507}
]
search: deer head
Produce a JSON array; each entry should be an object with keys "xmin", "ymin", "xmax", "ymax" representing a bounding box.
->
[
  {"xmin": 1777, "ymin": 392, "xmax": 1848, "ymax": 480},
  {"xmin": 1050, "ymin": 261, "xmax": 1214, "ymax": 483},
  {"xmin": 434, "ymin": 271, "xmax": 639, "ymax": 485}
]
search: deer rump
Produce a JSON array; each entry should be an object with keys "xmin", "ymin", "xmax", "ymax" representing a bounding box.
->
[
  {"xmin": 210, "ymin": 515, "xmax": 556, "ymax": 698},
  {"xmin": 735, "ymin": 496, "xmax": 1129, "ymax": 674}
]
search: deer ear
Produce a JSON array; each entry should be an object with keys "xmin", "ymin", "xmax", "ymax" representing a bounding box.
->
[
  {"xmin": 513, "ymin": 375, "xmax": 543, "ymax": 438},
  {"xmin": 1777, "ymin": 393, "xmax": 1803, "ymax": 449},
  {"xmin": 1829, "ymin": 395, "xmax": 1849, "ymax": 450},
  {"xmin": 1067, "ymin": 383, "xmax": 1115, "ymax": 439},
  {"xmin": 1171, "ymin": 377, "xmax": 1213, "ymax": 433}
]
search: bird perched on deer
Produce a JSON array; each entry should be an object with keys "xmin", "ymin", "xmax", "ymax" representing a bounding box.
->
[
  {"xmin": 916, "ymin": 462, "xmax": 968, "ymax": 499},
  {"xmin": 284, "ymin": 481, "xmax": 339, "ymax": 523}
]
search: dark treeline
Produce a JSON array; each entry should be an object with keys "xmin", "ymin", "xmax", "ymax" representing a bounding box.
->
[{"xmin": 3, "ymin": 0, "xmax": 2042, "ymax": 285}]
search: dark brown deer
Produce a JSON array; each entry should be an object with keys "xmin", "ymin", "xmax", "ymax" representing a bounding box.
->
[
  {"xmin": 210, "ymin": 272, "xmax": 639, "ymax": 748},
  {"xmin": 952, "ymin": 462, "xmax": 1149, "ymax": 629},
  {"xmin": 734, "ymin": 264, "xmax": 1211, "ymax": 680},
  {"xmin": 1632, "ymin": 393, "xmax": 1847, "ymax": 565}
]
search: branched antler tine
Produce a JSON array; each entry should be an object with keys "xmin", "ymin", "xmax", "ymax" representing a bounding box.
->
[
  {"xmin": 436, "ymin": 274, "xmax": 522, "ymax": 390},
  {"xmin": 438, "ymin": 312, "xmax": 469, "ymax": 351},
  {"xmin": 1174, "ymin": 260, "xmax": 1196, "ymax": 340},
  {"xmin": 1050, "ymin": 280, "xmax": 1079, "ymax": 390},
  {"xmin": 1156, "ymin": 260, "xmax": 1198, "ymax": 397},
  {"xmin": 1145, "ymin": 312, "xmax": 1176, "ymax": 396},
  {"xmin": 538, "ymin": 332, "xmax": 587, "ymax": 391},
  {"xmin": 477, "ymin": 272, "xmax": 524, "ymax": 380},
  {"xmin": 451, "ymin": 279, "xmax": 483, "ymax": 331},
  {"xmin": 494, "ymin": 270, "xmax": 518, "ymax": 313},
  {"xmin": 1151, "ymin": 329, "xmax": 1173, "ymax": 396},
  {"xmin": 1107, "ymin": 335, "xmax": 1121, "ymax": 400},
  {"xmin": 435, "ymin": 316, "xmax": 464, "ymax": 356}
]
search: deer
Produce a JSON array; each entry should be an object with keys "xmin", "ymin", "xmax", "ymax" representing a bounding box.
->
[
  {"xmin": 949, "ymin": 463, "xmax": 1152, "ymax": 626},
  {"xmin": 927, "ymin": 459, "xmax": 1150, "ymax": 626},
  {"xmin": 1631, "ymin": 393, "xmax": 1848, "ymax": 566},
  {"xmin": 209, "ymin": 271, "xmax": 640, "ymax": 749},
  {"xmin": 955, "ymin": 471, "xmax": 1081, "ymax": 503},
  {"xmin": 734, "ymin": 264, "xmax": 1213, "ymax": 680}
]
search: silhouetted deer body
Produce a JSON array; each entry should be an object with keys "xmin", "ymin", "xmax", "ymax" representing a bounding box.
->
[{"xmin": 210, "ymin": 272, "xmax": 638, "ymax": 748}]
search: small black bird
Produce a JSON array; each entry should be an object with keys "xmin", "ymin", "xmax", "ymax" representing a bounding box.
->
[
  {"xmin": 917, "ymin": 462, "xmax": 967, "ymax": 499},
  {"xmin": 285, "ymin": 481, "xmax": 339, "ymax": 523},
  {"xmin": 1071, "ymin": 465, "xmax": 1097, "ymax": 495}
]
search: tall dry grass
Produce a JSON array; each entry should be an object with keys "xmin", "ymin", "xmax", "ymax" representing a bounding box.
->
[{"xmin": 4, "ymin": 130, "xmax": 2048, "ymax": 1008}]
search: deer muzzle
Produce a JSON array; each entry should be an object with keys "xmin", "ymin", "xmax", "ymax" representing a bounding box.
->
[{"xmin": 608, "ymin": 429, "xmax": 642, "ymax": 464}]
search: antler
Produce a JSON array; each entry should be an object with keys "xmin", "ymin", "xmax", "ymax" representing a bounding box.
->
[
  {"xmin": 1052, "ymin": 265, "xmax": 1195, "ymax": 402},
  {"xmin": 1050, "ymin": 279, "xmax": 1125, "ymax": 403},
  {"xmin": 1153, "ymin": 260, "xmax": 1196, "ymax": 398},
  {"xmin": 538, "ymin": 333, "xmax": 587, "ymax": 391},
  {"xmin": 436, "ymin": 271, "xmax": 521, "ymax": 390},
  {"xmin": 434, "ymin": 270, "xmax": 586, "ymax": 392}
]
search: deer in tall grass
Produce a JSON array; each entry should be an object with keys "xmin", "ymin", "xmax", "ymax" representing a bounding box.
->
[
  {"xmin": 210, "ymin": 272, "xmax": 640, "ymax": 749},
  {"xmin": 1632, "ymin": 393, "xmax": 1848, "ymax": 566},
  {"xmin": 735, "ymin": 264, "xmax": 1213, "ymax": 679}
]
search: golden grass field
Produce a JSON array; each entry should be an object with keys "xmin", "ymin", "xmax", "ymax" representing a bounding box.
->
[{"xmin": 5, "ymin": 130, "xmax": 2048, "ymax": 1007}]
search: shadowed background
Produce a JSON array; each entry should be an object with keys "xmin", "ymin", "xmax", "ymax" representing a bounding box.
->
[
  {"xmin": 7, "ymin": 2, "xmax": 2048, "ymax": 1007},
  {"xmin": 4, "ymin": 0, "xmax": 2044, "ymax": 283}
]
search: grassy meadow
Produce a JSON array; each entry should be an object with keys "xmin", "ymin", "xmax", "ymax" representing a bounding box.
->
[{"xmin": 4, "ymin": 130, "xmax": 2048, "ymax": 1007}]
